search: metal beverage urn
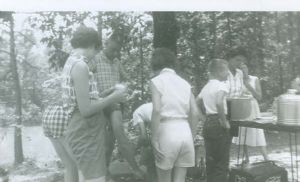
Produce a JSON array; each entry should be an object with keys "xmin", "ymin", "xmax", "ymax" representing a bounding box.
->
[{"xmin": 277, "ymin": 89, "xmax": 300, "ymax": 126}]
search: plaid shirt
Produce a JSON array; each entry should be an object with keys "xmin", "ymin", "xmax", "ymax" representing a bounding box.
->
[
  {"xmin": 93, "ymin": 52, "xmax": 121, "ymax": 93},
  {"xmin": 42, "ymin": 52, "xmax": 99, "ymax": 138}
]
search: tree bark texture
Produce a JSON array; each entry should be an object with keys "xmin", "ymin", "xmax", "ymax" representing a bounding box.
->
[
  {"xmin": 9, "ymin": 12, "xmax": 24, "ymax": 165},
  {"xmin": 275, "ymin": 13, "xmax": 284, "ymax": 94},
  {"xmin": 152, "ymin": 12, "xmax": 178, "ymax": 53},
  {"xmin": 97, "ymin": 12, "xmax": 103, "ymax": 50}
]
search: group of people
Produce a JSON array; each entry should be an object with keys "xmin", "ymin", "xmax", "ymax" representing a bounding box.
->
[{"xmin": 42, "ymin": 25, "xmax": 268, "ymax": 182}]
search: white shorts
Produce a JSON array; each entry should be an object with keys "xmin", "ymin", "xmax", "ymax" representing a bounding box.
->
[{"xmin": 155, "ymin": 120, "xmax": 195, "ymax": 170}]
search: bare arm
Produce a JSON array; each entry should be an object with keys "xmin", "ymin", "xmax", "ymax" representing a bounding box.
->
[
  {"xmin": 189, "ymin": 93, "xmax": 200, "ymax": 138},
  {"xmin": 196, "ymin": 97, "xmax": 207, "ymax": 120},
  {"xmin": 99, "ymin": 87, "xmax": 115, "ymax": 97},
  {"xmin": 137, "ymin": 122, "xmax": 149, "ymax": 146},
  {"xmin": 216, "ymin": 90, "xmax": 230, "ymax": 129},
  {"xmin": 150, "ymin": 81, "xmax": 161, "ymax": 144},
  {"xmin": 244, "ymin": 77, "xmax": 262, "ymax": 101},
  {"xmin": 71, "ymin": 61, "xmax": 126, "ymax": 118}
]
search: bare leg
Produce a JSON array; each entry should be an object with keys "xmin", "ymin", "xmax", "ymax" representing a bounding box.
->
[
  {"xmin": 110, "ymin": 110, "xmax": 143, "ymax": 178},
  {"xmin": 156, "ymin": 167, "xmax": 172, "ymax": 182},
  {"xmin": 173, "ymin": 167, "xmax": 187, "ymax": 182},
  {"xmin": 260, "ymin": 146, "xmax": 269, "ymax": 161},
  {"xmin": 105, "ymin": 123, "xmax": 116, "ymax": 168},
  {"xmin": 50, "ymin": 138, "xmax": 79, "ymax": 182}
]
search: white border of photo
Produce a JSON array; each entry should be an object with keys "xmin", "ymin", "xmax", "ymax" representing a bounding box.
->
[{"xmin": 1, "ymin": 0, "xmax": 300, "ymax": 12}]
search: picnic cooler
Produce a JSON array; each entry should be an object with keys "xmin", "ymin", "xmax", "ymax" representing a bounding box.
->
[{"xmin": 229, "ymin": 161, "xmax": 288, "ymax": 182}]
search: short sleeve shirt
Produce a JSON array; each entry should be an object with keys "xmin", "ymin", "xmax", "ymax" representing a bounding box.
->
[
  {"xmin": 151, "ymin": 68, "xmax": 192, "ymax": 120},
  {"xmin": 93, "ymin": 52, "xmax": 121, "ymax": 93},
  {"xmin": 198, "ymin": 79, "xmax": 229, "ymax": 114},
  {"xmin": 132, "ymin": 103, "xmax": 153, "ymax": 126}
]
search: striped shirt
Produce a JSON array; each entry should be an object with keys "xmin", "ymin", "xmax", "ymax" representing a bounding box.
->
[{"xmin": 226, "ymin": 69, "xmax": 244, "ymax": 98}]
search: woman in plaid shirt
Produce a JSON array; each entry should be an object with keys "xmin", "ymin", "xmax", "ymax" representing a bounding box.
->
[{"xmin": 45, "ymin": 26, "xmax": 127, "ymax": 182}]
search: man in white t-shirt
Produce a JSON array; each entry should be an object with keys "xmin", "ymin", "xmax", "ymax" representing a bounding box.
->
[
  {"xmin": 132, "ymin": 103, "xmax": 153, "ymax": 146},
  {"xmin": 131, "ymin": 103, "xmax": 156, "ymax": 182}
]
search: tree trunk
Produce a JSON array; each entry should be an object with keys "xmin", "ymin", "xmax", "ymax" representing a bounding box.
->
[
  {"xmin": 139, "ymin": 27, "xmax": 145, "ymax": 100},
  {"xmin": 97, "ymin": 12, "xmax": 103, "ymax": 50},
  {"xmin": 287, "ymin": 12, "xmax": 296, "ymax": 79},
  {"xmin": 296, "ymin": 13, "xmax": 300, "ymax": 76},
  {"xmin": 275, "ymin": 13, "xmax": 284, "ymax": 94},
  {"xmin": 209, "ymin": 12, "xmax": 217, "ymax": 60},
  {"xmin": 191, "ymin": 21, "xmax": 202, "ymax": 94},
  {"xmin": 225, "ymin": 12, "xmax": 233, "ymax": 48},
  {"xmin": 9, "ymin": 12, "xmax": 24, "ymax": 165},
  {"xmin": 152, "ymin": 12, "xmax": 178, "ymax": 53},
  {"xmin": 256, "ymin": 12, "xmax": 265, "ymax": 76}
]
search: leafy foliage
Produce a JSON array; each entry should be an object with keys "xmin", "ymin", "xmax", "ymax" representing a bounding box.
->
[{"xmin": 1, "ymin": 11, "xmax": 300, "ymax": 127}]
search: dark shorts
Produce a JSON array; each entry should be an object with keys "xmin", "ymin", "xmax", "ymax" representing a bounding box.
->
[{"xmin": 65, "ymin": 110, "xmax": 108, "ymax": 179}]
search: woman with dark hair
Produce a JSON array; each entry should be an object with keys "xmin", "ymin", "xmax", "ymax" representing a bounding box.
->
[
  {"xmin": 232, "ymin": 63, "xmax": 268, "ymax": 163},
  {"xmin": 57, "ymin": 26, "xmax": 127, "ymax": 182},
  {"xmin": 150, "ymin": 48, "xmax": 199, "ymax": 182}
]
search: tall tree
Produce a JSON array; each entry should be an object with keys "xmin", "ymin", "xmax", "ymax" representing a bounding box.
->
[
  {"xmin": 8, "ymin": 12, "xmax": 24, "ymax": 165},
  {"xmin": 275, "ymin": 12, "xmax": 284, "ymax": 94},
  {"xmin": 256, "ymin": 12, "xmax": 265, "ymax": 76},
  {"xmin": 152, "ymin": 12, "xmax": 178, "ymax": 53},
  {"xmin": 97, "ymin": 12, "xmax": 103, "ymax": 50}
]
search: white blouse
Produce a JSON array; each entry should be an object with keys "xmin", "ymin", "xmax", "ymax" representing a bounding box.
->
[
  {"xmin": 226, "ymin": 69, "xmax": 244, "ymax": 98},
  {"xmin": 151, "ymin": 68, "xmax": 192, "ymax": 121}
]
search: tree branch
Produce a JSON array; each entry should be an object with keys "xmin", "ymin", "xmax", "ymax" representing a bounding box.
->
[{"xmin": 0, "ymin": 49, "xmax": 10, "ymax": 55}]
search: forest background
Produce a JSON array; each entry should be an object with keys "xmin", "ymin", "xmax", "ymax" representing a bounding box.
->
[{"xmin": 0, "ymin": 11, "xmax": 299, "ymax": 166}]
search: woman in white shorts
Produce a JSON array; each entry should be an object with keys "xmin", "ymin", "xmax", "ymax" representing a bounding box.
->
[{"xmin": 150, "ymin": 48, "xmax": 199, "ymax": 182}]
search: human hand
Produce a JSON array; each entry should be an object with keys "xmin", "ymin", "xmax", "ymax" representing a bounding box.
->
[
  {"xmin": 219, "ymin": 119, "xmax": 230, "ymax": 129},
  {"xmin": 152, "ymin": 141, "xmax": 165, "ymax": 162},
  {"xmin": 244, "ymin": 79, "xmax": 251, "ymax": 88},
  {"xmin": 111, "ymin": 86, "xmax": 127, "ymax": 103},
  {"xmin": 195, "ymin": 146, "xmax": 206, "ymax": 167}
]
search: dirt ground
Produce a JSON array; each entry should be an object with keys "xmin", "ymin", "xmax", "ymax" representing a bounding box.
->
[{"xmin": 0, "ymin": 127, "xmax": 299, "ymax": 182}]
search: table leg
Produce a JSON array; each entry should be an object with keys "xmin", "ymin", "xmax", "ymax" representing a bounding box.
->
[
  {"xmin": 289, "ymin": 133, "xmax": 295, "ymax": 182},
  {"xmin": 295, "ymin": 132, "xmax": 298, "ymax": 182},
  {"xmin": 237, "ymin": 126, "xmax": 242, "ymax": 165},
  {"xmin": 242, "ymin": 128, "xmax": 248, "ymax": 163}
]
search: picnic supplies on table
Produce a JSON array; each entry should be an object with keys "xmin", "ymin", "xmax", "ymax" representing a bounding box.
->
[{"xmin": 277, "ymin": 89, "xmax": 300, "ymax": 126}]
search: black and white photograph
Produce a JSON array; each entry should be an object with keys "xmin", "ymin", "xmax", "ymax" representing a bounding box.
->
[{"xmin": 0, "ymin": 1, "xmax": 300, "ymax": 181}]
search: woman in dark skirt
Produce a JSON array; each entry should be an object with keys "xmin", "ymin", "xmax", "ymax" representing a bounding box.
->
[{"xmin": 62, "ymin": 26, "xmax": 127, "ymax": 182}]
